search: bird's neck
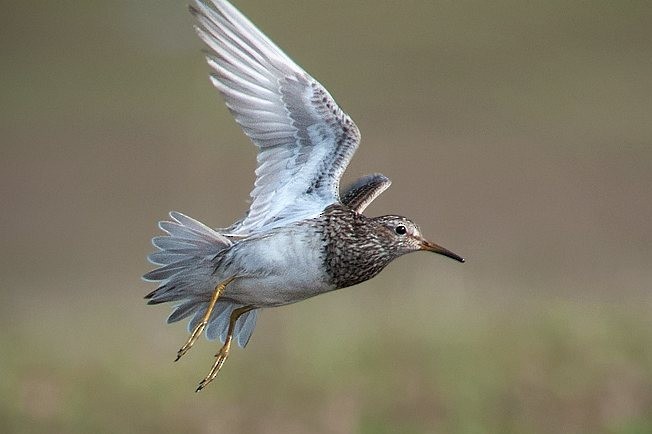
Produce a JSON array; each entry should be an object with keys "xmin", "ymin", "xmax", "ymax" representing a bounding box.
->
[{"xmin": 320, "ymin": 204, "xmax": 397, "ymax": 289}]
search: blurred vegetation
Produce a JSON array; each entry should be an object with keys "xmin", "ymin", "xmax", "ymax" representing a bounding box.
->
[{"xmin": 1, "ymin": 1, "xmax": 651, "ymax": 433}]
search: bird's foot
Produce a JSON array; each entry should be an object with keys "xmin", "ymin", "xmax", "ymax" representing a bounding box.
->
[
  {"xmin": 194, "ymin": 305, "xmax": 254, "ymax": 392},
  {"xmin": 174, "ymin": 276, "xmax": 236, "ymax": 362},
  {"xmin": 175, "ymin": 320, "xmax": 207, "ymax": 361},
  {"xmin": 196, "ymin": 341, "xmax": 231, "ymax": 392}
]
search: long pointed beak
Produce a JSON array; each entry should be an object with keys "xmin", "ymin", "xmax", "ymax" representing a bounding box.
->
[{"xmin": 420, "ymin": 240, "xmax": 465, "ymax": 263}]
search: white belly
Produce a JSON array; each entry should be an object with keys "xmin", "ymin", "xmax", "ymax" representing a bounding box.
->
[{"xmin": 220, "ymin": 227, "xmax": 335, "ymax": 307}]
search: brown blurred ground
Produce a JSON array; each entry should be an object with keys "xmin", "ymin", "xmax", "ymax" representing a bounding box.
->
[{"xmin": 1, "ymin": 1, "xmax": 651, "ymax": 433}]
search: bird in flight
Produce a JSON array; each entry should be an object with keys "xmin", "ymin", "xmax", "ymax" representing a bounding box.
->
[{"xmin": 144, "ymin": 0, "xmax": 464, "ymax": 391}]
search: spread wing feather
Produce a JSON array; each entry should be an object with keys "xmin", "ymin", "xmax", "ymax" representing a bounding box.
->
[
  {"xmin": 341, "ymin": 173, "xmax": 392, "ymax": 213},
  {"xmin": 191, "ymin": 0, "xmax": 361, "ymax": 233}
]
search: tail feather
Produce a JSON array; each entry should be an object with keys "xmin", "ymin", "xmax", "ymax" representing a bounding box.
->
[
  {"xmin": 143, "ymin": 260, "xmax": 198, "ymax": 283},
  {"xmin": 144, "ymin": 211, "xmax": 258, "ymax": 347},
  {"xmin": 167, "ymin": 299, "xmax": 203, "ymax": 323},
  {"xmin": 148, "ymin": 251, "xmax": 196, "ymax": 266},
  {"xmin": 158, "ymin": 212, "xmax": 230, "ymax": 248},
  {"xmin": 204, "ymin": 301, "xmax": 233, "ymax": 339},
  {"xmin": 234, "ymin": 309, "xmax": 258, "ymax": 347},
  {"xmin": 151, "ymin": 236, "xmax": 207, "ymax": 252}
]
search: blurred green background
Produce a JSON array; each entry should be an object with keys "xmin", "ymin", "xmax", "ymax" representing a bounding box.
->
[{"xmin": 2, "ymin": 1, "xmax": 651, "ymax": 433}]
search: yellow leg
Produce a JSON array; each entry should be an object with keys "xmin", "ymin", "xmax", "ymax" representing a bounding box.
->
[
  {"xmin": 175, "ymin": 276, "xmax": 236, "ymax": 362},
  {"xmin": 196, "ymin": 305, "xmax": 254, "ymax": 392}
]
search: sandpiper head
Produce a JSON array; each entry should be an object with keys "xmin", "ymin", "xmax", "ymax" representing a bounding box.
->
[{"xmin": 373, "ymin": 215, "xmax": 465, "ymax": 263}]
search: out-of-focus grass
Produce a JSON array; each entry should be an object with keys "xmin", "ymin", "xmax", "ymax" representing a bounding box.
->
[
  {"xmin": 2, "ymin": 278, "xmax": 651, "ymax": 434},
  {"xmin": 2, "ymin": 0, "xmax": 652, "ymax": 433}
]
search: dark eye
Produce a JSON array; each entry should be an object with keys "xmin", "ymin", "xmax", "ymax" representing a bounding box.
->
[{"xmin": 395, "ymin": 225, "xmax": 407, "ymax": 235}]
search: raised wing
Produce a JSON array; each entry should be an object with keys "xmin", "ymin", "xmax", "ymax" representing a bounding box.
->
[
  {"xmin": 341, "ymin": 173, "xmax": 392, "ymax": 213},
  {"xmin": 190, "ymin": 0, "xmax": 361, "ymax": 233}
]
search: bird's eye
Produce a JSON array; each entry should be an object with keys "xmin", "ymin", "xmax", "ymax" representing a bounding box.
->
[{"xmin": 395, "ymin": 225, "xmax": 407, "ymax": 235}]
